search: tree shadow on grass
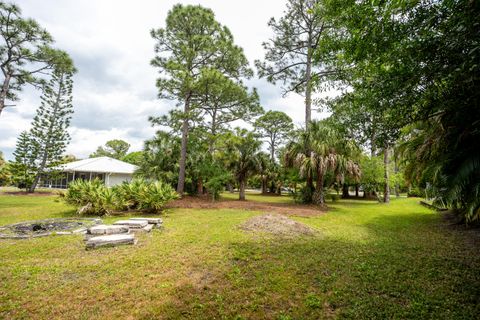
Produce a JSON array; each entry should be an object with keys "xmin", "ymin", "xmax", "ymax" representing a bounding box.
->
[{"xmin": 155, "ymin": 223, "xmax": 480, "ymax": 320}]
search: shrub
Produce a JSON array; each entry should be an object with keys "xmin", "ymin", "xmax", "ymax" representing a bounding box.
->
[
  {"xmin": 134, "ymin": 180, "xmax": 179, "ymax": 213},
  {"xmin": 205, "ymin": 173, "xmax": 231, "ymax": 202},
  {"xmin": 62, "ymin": 179, "xmax": 178, "ymax": 215},
  {"xmin": 407, "ymin": 187, "xmax": 424, "ymax": 198},
  {"xmin": 63, "ymin": 179, "xmax": 116, "ymax": 215}
]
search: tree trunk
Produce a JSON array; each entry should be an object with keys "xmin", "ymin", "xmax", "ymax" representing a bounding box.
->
[
  {"xmin": 394, "ymin": 153, "xmax": 400, "ymax": 197},
  {"xmin": 197, "ymin": 177, "xmax": 203, "ymax": 195},
  {"xmin": 227, "ymin": 183, "xmax": 234, "ymax": 193},
  {"xmin": 305, "ymin": 47, "xmax": 313, "ymax": 128},
  {"xmin": 269, "ymin": 180, "xmax": 275, "ymax": 193},
  {"xmin": 239, "ymin": 178, "xmax": 246, "ymax": 201},
  {"xmin": 276, "ymin": 182, "xmax": 282, "ymax": 195},
  {"xmin": 305, "ymin": 174, "xmax": 314, "ymax": 203},
  {"xmin": 0, "ymin": 72, "xmax": 12, "ymax": 116},
  {"xmin": 261, "ymin": 176, "xmax": 268, "ymax": 194},
  {"xmin": 176, "ymin": 95, "xmax": 191, "ymax": 196},
  {"xmin": 312, "ymin": 173, "xmax": 325, "ymax": 205},
  {"xmin": 383, "ymin": 148, "xmax": 390, "ymax": 203},
  {"xmin": 342, "ymin": 183, "xmax": 349, "ymax": 199},
  {"xmin": 355, "ymin": 184, "xmax": 359, "ymax": 197}
]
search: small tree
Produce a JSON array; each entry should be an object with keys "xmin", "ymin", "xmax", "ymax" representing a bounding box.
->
[
  {"xmin": 90, "ymin": 139, "xmax": 131, "ymax": 159},
  {"xmin": 10, "ymin": 131, "xmax": 36, "ymax": 190},
  {"xmin": 229, "ymin": 129, "xmax": 261, "ymax": 200},
  {"xmin": 254, "ymin": 110, "xmax": 293, "ymax": 163},
  {"xmin": 0, "ymin": 2, "xmax": 70, "ymax": 117}
]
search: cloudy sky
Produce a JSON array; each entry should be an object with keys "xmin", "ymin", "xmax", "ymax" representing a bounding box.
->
[{"xmin": 1, "ymin": 0, "xmax": 329, "ymax": 160}]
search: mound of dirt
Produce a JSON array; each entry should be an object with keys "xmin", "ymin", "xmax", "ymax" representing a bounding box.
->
[{"xmin": 240, "ymin": 214, "xmax": 318, "ymax": 237}]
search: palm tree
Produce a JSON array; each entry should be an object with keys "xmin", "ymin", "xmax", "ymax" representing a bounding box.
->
[
  {"xmin": 229, "ymin": 129, "xmax": 261, "ymax": 200},
  {"xmin": 286, "ymin": 120, "xmax": 360, "ymax": 205},
  {"xmin": 257, "ymin": 152, "xmax": 271, "ymax": 194}
]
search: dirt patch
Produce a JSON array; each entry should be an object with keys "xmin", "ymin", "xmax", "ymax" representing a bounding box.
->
[
  {"xmin": 240, "ymin": 214, "xmax": 318, "ymax": 237},
  {"xmin": 167, "ymin": 196, "xmax": 326, "ymax": 217}
]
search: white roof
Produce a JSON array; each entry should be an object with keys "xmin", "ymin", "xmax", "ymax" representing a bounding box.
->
[{"xmin": 57, "ymin": 157, "xmax": 138, "ymax": 174}]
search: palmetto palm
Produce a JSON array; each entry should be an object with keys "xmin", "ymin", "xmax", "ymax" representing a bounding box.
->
[
  {"xmin": 229, "ymin": 129, "xmax": 261, "ymax": 200},
  {"xmin": 286, "ymin": 120, "xmax": 360, "ymax": 205}
]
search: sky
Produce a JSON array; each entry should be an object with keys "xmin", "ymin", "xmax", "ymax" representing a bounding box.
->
[{"xmin": 1, "ymin": 0, "xmax": 329, "ymax": 160}]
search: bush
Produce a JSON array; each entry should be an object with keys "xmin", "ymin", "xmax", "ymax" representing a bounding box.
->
[
  {"xmin": 293, "ymin": 185, "xmax": 313, "ymax": 204},
  {"xmin": 205, "ymin": 173, "xmax": 231, "ymax": 202},
  {"xmin": 407, "ymin": 187, "xmax": 424, "ymax": 198},
  {"xmin": 62, "ymin": 179, "xmax": 116, "ymax": 215},
  {"xmin": 62, "ymin": 179, "xmax": 178, "ymax": 215}
]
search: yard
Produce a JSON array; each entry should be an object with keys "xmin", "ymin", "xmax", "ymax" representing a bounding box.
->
[{"xmin": 0, "ymin": 193, "xmax": 479, "ymax": 319}]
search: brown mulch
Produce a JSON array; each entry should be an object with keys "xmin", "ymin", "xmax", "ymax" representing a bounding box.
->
[
  {"xmin": 240, "ymin": 213, "xmax": 318, "ymax": 237},
  {"xmin": 166, "ymin": 196, "xmax": 326, "ymax": 217}
]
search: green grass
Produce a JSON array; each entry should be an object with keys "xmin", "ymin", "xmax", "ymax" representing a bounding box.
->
[
  {"xmin": 0, "ymin": 194, "xmax": 479, "ymax": 319},
  {"xmin": 220, "ymin": 191, "xmax": 295, "ymax": 204}
]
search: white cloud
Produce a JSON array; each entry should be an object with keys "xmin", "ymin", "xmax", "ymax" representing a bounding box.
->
[{"xmin": 2, "ymin": 0, "xmax": 334, "ymax": 160}]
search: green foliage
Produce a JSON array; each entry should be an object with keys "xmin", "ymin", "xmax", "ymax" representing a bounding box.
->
[
  {"xmin": 228, "ymin": 129, "xmax": 261, "ymax": 200},
  {"xmin": 194, "ymin": 68, "xmax": 262, "ymax": 148},
  {"xmin": 63, "ymin": 179, "xmax": 178, "ymax": 215},
  {"xmin": 27, "ymin": 67, "xmax": 75, "ymax": 192},
  {"xmin": 122, "ymin": 151, "xmax": 143, "ymax": 165},
  {"xmin": 255, "ymin": 0, "xmax": 334, "ymax": 125},
  {"xmin": 150, "ymin": 4, "xmax": 255, "ymax": 194},
  {"xmin": 136, "ymin": 131, "xmax": 180, "ymax": 186},
  {"xmin": 62, "ymin": 179, "xmax": 116, "ymax": 215},
  {"xmin": 254, "ymin": 110, "xmax": 293, "ymax": 162},
  {"xmin": 359, "ymin": 155, "xmax": 384, "ymax": 194},
  {"xmin": 407, "ymin": 187, "xmax": 424, "ymax": 198},
  {"xmin": 0, "ymin": 2, "xmax": 72, "ymax": 115},
  {"xmin": 90, "ymin": 139, "xmax": 130, "ymax": 159},
  {"xmin": 9, "ymin": 131, "xmax": 36, "ymax": 190},
  {"xmin": 285, "ymin": 120, "xmax": 360, "ymax": 204},
  {"xmin": 0, "ymin": 151, "xmax": 11, "ymax": 186},
  {"xmin": 205, "ymin": 172, "xmax": 232, "ymax": 201},
  {"xmin": 322, "ymin": 0, "xmax": 480, "ymax": 219}
]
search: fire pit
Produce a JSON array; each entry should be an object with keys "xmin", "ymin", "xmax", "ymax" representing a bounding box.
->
[{"xmin": 0, "ymin": 218, "xmax": 102, "ymax": 239}]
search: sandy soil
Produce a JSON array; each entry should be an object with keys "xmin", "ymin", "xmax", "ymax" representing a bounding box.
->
[{"xmin": 240, "ymin": 213, "xmax": 318, "ymax": 237}]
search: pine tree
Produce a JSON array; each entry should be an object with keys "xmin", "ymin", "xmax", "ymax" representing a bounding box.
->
[
  {"xmin": 10, "ymin": 131, "xmax": 36, "ymax": 190},
  {"xmin": 28, "ymin": 67, "xmax": 74, "ymax": 192},
  {"xmin": 151, "ymin": 4, "xmax": 253, "ymax": 196}
]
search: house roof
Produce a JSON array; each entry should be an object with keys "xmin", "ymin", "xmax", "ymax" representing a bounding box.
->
[{"xmin": 57, "ymin": 157, "xmax": 138, "ymax": 174}]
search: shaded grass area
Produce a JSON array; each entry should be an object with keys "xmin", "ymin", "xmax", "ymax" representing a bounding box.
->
[{"xmin": 0, "ymin": 195, "xmax": 479, "ymax": 319}]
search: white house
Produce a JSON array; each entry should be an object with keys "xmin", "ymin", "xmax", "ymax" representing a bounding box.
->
[{"xmin": 41, "ymin": 157, "xmax": 138, "ymax": 188}]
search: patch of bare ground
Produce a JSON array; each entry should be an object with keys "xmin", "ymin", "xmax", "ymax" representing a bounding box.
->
[
  {"xmin": 166, "ymin": 196, "xmax": 326, "ymax": 217},
  {"xmin": 240, "ymin": 213, "xmax": 318, "ymax": 237}
]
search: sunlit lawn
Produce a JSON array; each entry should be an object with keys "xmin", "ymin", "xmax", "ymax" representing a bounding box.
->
[
  {"xmin": 0, "ymin": 193, "xmax": 479, "ymax": 319},
  {"xmin": 220, "ymin": 190, "xmax": 295, "ymax": 204}
]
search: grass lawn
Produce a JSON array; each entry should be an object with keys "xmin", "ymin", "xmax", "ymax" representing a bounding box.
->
[
  {"xmin": 220, "ymin": 191, "xmax": 295, "ymax": 204},
  {"xmin": 0, "ymin": 193, "xmax": 479, "ymax": 319}
]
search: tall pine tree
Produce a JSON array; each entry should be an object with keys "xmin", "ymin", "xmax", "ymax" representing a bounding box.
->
[
  {"xmin": 151, "ymin": 4, "xmax": 253, "ymax": 195},
  {"xmin": 27, "ymin": 65, "xmax": 74, "ymax": 192}
]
